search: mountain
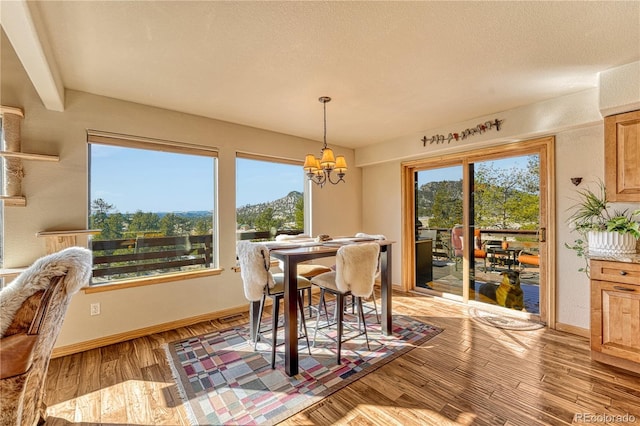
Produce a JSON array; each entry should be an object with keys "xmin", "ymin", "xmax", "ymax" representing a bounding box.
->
[
  {"xmin": 417, "ymin": 180, "xmax": 463, "ymax": 213},
  {"xmin": 155, "ymin": 211, "xmax": 212, "ymax": 218},
  {"xmin": 236, "ymin": 191, "xmax": 302, "ymax": 228}
]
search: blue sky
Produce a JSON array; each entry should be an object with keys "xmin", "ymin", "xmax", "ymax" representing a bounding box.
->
[
  {"xmin": 90, "ymin": 145, "xmax": 303, "ymax": 213},
  {"xmin": 90, "ymin": 145, "xmax": 214, "ymax": 213},
  {"xmin": 236, "ymin": 158, "xmax": 303, "ymax": 207}
]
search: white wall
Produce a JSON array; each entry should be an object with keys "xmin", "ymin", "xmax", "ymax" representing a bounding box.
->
[
  {"xmin": 358, "ymin": 62, "xmax": 640, "ymax": 331},
  {"xmin": 1, "ymin": 35, "xmax": 362, "ymax": 347},
  {"xmin": 361, "ymin": 161, "xmax": 402, "ymax": 278},
  {"xmin": 555, "ymin": 125, "xmax": 603, "ymax": 327}
]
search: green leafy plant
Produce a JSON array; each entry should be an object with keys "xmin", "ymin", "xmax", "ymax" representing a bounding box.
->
[
  {"xmin": 564, "ymin": 237, "xmax": 589, "ymax": 275},
  {"xmin": 565, "ymin": 180, "xmax": 640, "ymax": 275},
  {"xmin": 567, "ymin": 180, "xmax": 640, "ymax": 236},
  {"xmin": 605, "ymin": 214, "xmax": 640, "ymax": 236}
]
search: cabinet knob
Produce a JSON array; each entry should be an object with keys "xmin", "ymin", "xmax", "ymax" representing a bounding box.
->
[{"xmin": 619, "ymin": 270, "xmax": 628, "ymax": 276}]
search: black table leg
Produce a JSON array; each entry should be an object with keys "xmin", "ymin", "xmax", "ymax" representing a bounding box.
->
[
  {"xmin": 380, "ymin": 244, "xmax": 393, "ymax": 335},
  {"xmin": 284, "ymin": 258, "xmax": 299, "ymax": 376}
]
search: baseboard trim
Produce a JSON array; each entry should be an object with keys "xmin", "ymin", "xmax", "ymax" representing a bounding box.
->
[
  {"xmin": 52, "ymin": 286, "xmax": 372, "ymax": 359},
  {"xmin": 591, "ymin": 351, "xmax": 640, "ymax": 376},
  {"xmin": 555, "ymin": 322, "xmax": 590, "ymax": 338},
  {"xmin": 52, "ymin": 304, "xmax": 249, "ymax": 358}
]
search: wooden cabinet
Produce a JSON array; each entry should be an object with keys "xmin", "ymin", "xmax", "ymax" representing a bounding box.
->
[
  {"xmin": 604, "ymin": 110, "xmax": 640, "ymax": 202},
  {"xmin": 590, "ymin": 259, "xmax": 640, "ymax": 374}
]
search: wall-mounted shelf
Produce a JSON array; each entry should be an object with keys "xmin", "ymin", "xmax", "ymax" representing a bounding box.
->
[
  {"xmin": 1, "ymin": 105, "xmax": 59, "ymax": 207},
  {"xmin": 0, "ymin": 151, "xmax": 59, "ymax": 162},
  {"xmin": 0, "ymin": 267, "xmax": 27, "ymax": 278},
  {"xmin": 0, "ymin": 195, "xmax": 26, "ymax": 207},
  {"xmin": 0, "ymin": 268, "xmax": 27, "ymax": 285},
  {"xmin": 36, "ymin": 229, "xmax": 101, "ymax": 254},
  {"xmin": 0, "ymin": 106, "xmax": 23, "ymax": 117}
]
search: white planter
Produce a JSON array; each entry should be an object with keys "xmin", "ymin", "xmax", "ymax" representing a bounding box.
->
[{"xmin": 588, "ymin": 231, "xmax": 638, "ymax": 255}]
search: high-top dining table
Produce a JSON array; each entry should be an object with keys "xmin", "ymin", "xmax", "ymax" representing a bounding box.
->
[{"xmin": 249, "ymin": 238, "xmax": 394, "ymax": 376}]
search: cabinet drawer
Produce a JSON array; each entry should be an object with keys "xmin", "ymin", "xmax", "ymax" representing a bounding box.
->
[{"xmin": 591, "ymin": 260, "xmax": 640, "ymax": 286}]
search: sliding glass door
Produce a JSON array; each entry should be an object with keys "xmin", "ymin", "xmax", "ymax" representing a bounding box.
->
[
  {"xmin": 415, "ymin": 166, "xmax": 463, "ymax": 297},
  {"xmin": 405, "ymin": 137, "xmax": 553, "ymax": 323},
  {"xmin": 470, "ymin": 155, "xmax": 541, "ymax": 314}
]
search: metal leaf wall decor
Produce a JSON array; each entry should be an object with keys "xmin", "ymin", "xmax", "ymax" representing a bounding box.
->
[{"xmin": 421, "ymin": 119, "xmax": 503, "ymax": 147}]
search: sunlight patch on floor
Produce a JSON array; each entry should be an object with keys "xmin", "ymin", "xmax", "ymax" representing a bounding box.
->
[{"xmin": 47, "ymin": 380, "xmax": 178, "ymax": 425}]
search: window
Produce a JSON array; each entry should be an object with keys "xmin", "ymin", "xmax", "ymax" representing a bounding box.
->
[
  {"xmin": 88, "ymin": 131, "xmax": 217, "ymax": 284},
  {"xmin": 236, "ymin": 154, "xmax": 305, "ymax": 241}
]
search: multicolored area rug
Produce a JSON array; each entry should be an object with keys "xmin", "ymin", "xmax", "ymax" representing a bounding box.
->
[{"xmin": 164, "ymin": 306, "xmax": 442, "ymax": 425}]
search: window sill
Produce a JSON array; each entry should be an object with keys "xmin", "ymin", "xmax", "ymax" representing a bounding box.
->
[{"xmin": 83, "ymin": 268, "xmax": 223, "ymax": 294}]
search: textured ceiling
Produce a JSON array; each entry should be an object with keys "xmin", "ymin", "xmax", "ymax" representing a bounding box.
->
[{"xmin": 18, "ymin": 1, "xmax": 640, "ymax": 147}]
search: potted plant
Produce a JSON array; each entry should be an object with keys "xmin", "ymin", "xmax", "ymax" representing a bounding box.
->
[{"xmin": 566, "ymin": 181, "xmax": 640, "ymax": 273}]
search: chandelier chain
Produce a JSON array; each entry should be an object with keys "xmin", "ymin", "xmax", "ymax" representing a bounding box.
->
[{"xmin": 323, "ymin": 100, "xmax": 327, "ymax": 150}]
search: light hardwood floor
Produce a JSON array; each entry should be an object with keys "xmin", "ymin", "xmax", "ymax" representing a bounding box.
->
[{"xmin": 44, "ymin": 291, "xmax": 640, "ymax": 425}]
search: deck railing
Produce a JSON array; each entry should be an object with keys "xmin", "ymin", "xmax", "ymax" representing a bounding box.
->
[
  {"xmin": 419, "ymin": 227, "xmax": 539, "ymax": 260},
  {"xmin": 91, "ymin": 234, "xmax": 213, "ymax": 281},
  {"xmin": 91, "ymin": 229, "xmax": 304, "ymax": 282}
]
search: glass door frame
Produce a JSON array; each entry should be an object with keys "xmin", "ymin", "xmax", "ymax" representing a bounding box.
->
[{"xmin": 401, "ymin": 136, "xmax": 556, "ymax": 326}]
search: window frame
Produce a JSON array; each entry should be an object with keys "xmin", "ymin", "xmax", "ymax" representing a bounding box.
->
[
  {"xmin": 86, "ymin": 130, "xmax": 220, "ymax": 291},
  {"xmin": 235, "ymin": 152, "xmax": 308, "ymax": 240}
]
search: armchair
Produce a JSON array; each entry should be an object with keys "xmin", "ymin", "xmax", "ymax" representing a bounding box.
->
[{"xmin": 0, "ymin": 247, "xmax": 92, "ymax": 426}]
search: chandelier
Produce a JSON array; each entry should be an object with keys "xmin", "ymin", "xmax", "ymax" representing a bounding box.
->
[{"xmin": 303, "ymin": 96, "xmax": 347, "ymax": 187}]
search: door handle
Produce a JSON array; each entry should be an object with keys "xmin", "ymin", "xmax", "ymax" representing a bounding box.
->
[
  {"xmin": 538, "ymin": 228, "xmax": 546, "ymax": 243},
  {"xmin": 613, "ymin": 286, "xmax": 636, "ymax": 292}
]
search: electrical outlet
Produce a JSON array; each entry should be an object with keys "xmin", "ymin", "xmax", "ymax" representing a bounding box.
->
[{"xmin": 90, "ymin": 303, "xmax": 101, "ymax": 316}]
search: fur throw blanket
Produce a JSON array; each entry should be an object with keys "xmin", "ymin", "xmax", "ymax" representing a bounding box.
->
[
  {"xmin": 336, "ymin": 243, "xmax": 380, "ymax": 297},
  {"xmin": 275, "ymin": 234, "xmax": 310, "ymax": 241},
  {"xmin": 355, "ymin": 232, "xmax": 386, "ymax": 240},
  {"xmin": 0, "ymin": 247, "xmax": 93, "ymax": 337},
  {"xmin": 237, "ymin": 241, "xmax": 274, "ymax": 302}
]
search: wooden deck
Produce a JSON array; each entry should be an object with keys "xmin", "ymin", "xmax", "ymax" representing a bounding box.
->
[{"xmin": 44, "ymin": 290, "xmax": 640, "ymax": 425}]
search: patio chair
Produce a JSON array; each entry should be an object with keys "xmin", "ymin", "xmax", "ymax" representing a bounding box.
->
[
  {"xmin": 236, "ymin": 241, "xmax": 311, "ymax": 369},
  {"xmin": 0, "ymin": 247, "xmax": 92, "ymax": 426},
  {"xmin": 451, "ymin": 226, "xmax": 487, "ymax": 271},
  {"xmin": 517, "ymin": 250, "xmax": 540, "ymax": 271},
  {"xmin": 310, "ymin": 243, "xmax": 380, "ymax": 364}
]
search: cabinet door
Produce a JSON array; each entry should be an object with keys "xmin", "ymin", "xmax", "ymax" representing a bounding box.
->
[
  {"xmin": 605, "ymin": 110, "xmax": 640, "ymax": 202},
  {"xmin": 591, "ymin": 279, "xmax": 640, "ymax": 363}
]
